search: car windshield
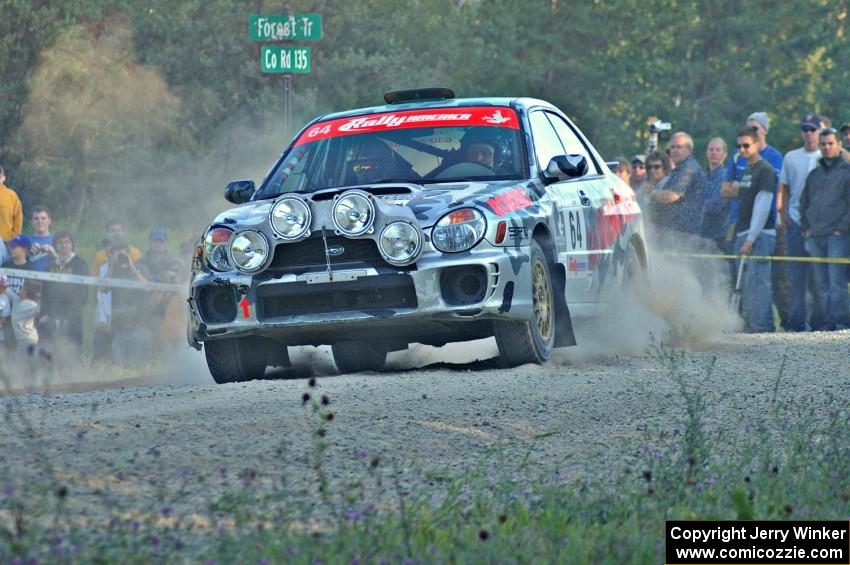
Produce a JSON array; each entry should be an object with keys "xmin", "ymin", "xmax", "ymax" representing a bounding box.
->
[{"xmin": 256, "ymin": 106, "xmax": 526, "ymax": 198}]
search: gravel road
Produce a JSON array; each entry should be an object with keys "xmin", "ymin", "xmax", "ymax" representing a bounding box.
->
[{"xmin": 2, "ymin": 329, "xmax": 849, "ymax": 527}]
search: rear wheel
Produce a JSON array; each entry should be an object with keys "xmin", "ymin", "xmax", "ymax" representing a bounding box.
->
[
  {"xmin": 332, "ymin": 341, "xmax": 388, "ymax": 374},
  {"xmin": 494, "ymin": 241, "xmax": 555, "ymax": 366},
  {"xmin": 204, "ymin": 338, "xmax": 268, "ymax": 384}
]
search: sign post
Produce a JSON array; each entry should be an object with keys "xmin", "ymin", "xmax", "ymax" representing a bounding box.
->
[{"xmin": 251, "ymin": 13, "xmax": 322, "ymax": 139}]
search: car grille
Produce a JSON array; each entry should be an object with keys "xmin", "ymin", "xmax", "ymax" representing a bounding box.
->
[
  {"xmin": 257, "ymin": 274, "xmax": 418, "ymax": 319},
  {"xmin": 268, "ymin": 235, "xmax": 394, "ymax": 272}
]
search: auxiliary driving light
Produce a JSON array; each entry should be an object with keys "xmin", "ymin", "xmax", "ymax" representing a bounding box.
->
[
  {"xmin": 229, "ymin": 230, "xmax": 269, "ymax": 273},
  {"xmin": 270, "ymin": 196, "xmax": 311, "ymax": 240},
  {"xmin": 379, "ymin": 221, "xmax": 422, "ymax": 265},
  {"xmin": 332, "ymin": 190, "xmax": 375, "ymax": 236}
]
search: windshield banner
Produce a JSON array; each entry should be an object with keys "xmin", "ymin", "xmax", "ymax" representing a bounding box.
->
[{"xmin": 295, "ymin": 107, "xmax": 519, "ymax": 146}]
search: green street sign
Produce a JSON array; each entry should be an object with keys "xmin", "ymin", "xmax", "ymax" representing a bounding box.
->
[
  {"xmin": 261, "ymin": 46, "xmax": 311, "ymax": 73},
  {"xmin": 250, "ymin": 14, "xmax": 322, "ymax": 41}
]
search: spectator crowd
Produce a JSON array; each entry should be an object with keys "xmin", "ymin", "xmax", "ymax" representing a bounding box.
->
[
  {"xmin": 620, "ymin": 114, "xmax": 850, "ymax": 333},
  {"xmin": 1, "ymin": 165, "xmax": 191, "ymax": 371}
]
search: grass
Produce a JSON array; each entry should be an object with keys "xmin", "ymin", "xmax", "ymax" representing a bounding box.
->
[{"xmin": 1, "ymin": 339, "xmax": 849, "ymax": 563}]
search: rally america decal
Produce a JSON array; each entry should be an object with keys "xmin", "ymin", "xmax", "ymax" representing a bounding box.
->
[{"xmin": 295, "ymin": 107, "xmax": 520, "ymax": 147}]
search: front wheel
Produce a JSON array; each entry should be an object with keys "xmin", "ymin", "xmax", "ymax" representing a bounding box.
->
[
  {"xmin": 332, "ymin": 341, "xmax": 388, "ymax": 374},
  {"xmin": 494, "ymin": 240, "xmax": 555, "ymax": 367},
  {"xmin": 204, "ymin": 338, "xmax": 268, "ymax": 384}
]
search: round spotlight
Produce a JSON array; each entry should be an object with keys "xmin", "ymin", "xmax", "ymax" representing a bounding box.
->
[
  {"xmin": 270, "ymin": 196, "xmax": 311, "ymax": 240},
  {"xmin": 332, "ymin": 190, "xmax": 375, "ymax": 236},
  {"xmin": 379, "ymin": 221, "xmax": 422, "ymax": 265},
  {"xmin": 229, "ymin": 230, "xmax": 269, "ymax": 273}
]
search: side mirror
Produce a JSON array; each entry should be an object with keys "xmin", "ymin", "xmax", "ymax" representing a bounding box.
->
[
  {"xmin": 224, "ymin": 179, "xmax": 256, "ymax": 204},
  {"xmin": 542, "ymin": 155, "xmax": 588, "ymax": 185}
]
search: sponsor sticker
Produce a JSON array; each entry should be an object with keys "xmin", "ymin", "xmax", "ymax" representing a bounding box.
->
[
  {"xmin": 485, "ymin": 187, "xmax": 533, "ymax": 217},
  {"xmin": 295, "ymin": 107, "xmax": 520, "ymax": 146}
]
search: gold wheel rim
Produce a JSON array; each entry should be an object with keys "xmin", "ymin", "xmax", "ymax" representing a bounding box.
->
[{"xmin": 532, "ymin": 260, "xmax": 553, "ymax": 342}]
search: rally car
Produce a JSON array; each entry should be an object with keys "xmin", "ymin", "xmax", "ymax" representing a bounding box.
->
[{"xmin": 188, "ymin": 88, "xmax": 647, "ymax": 382}]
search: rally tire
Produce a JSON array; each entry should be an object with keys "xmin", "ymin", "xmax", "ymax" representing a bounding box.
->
[
  {"xmin": 332, "ymin": 341, "xmax": 388, "ymax": 374},
  {"xmin": 621, "ymin": 238, "xmax": 646, "ymax": 288},
  {"xmin": 204, "ymin": 338, "xmax": 268, "ymax": 384},
  {"xmin": 494, "ymin": 241, "xmax": 555, "ymax": 367}
]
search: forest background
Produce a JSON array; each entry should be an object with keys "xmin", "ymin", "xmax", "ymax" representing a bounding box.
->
[{"xmin": 1, "ymin": 0, "xmax": 849, "ymax": 236}]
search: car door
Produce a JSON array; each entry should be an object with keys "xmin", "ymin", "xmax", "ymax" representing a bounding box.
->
[
  {"xmin": 544, "ymin": 112, "xmax": 622, "ymax": 302},
  {"xmin": 527, "ymin": 110, "xmax": 595, "ymax": 303}
]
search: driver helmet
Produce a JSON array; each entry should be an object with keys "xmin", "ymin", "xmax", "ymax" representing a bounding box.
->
[
  {"xmin": 459, "ymin": 127, "xmax": 509, "ymax": 170},
  {"xmin": 347, "ymin": 137, "xmax": 396, "ymax": 184}
]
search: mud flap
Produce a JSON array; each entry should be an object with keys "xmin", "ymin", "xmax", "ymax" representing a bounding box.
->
[{"xmin": 553, "ymin": 270, "xmax": 577, "ymax": 348}]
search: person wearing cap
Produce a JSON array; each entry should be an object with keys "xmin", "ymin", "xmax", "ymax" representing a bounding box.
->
[
  {"xmin": 136, "ymin": 227, "xmax": 181, "ymax": 283},
  {"xmin": 91, "ymin": 219, "xmax": 142, "ymax": 276},
  {"xmin": 0, "ymin": 273, "xmax": 12, "ymax": 351},
  {"xmin": 10, "ymin": 279, "xmax": 42, "ymax": 364},
  {"xmin": 0, "ymin": 166, "xmax": 23, "ymax": 241},
  {"xmin": 630, "ymin": 155, "xmax": 646, "ymax": 190},
  {"xmin": 776, "ymin": 114, "xmax": 827, "ymax": 331},
  {"xmin": 1, "ymin": 234, "xmax": 36, "ymax": 295},
  {"xmin": 799, "ymin": 127, "xmax": 850, "ymax": 331}
]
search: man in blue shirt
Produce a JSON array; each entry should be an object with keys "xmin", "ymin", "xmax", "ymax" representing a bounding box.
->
[{"xmin": 26, "ymin": 205, "xmax": 55, "ymax": 272}]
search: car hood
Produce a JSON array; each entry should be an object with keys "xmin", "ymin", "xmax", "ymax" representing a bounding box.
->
[{"xmin": 211, "ymin": 180, "xmax": 533, "ymax": 229}]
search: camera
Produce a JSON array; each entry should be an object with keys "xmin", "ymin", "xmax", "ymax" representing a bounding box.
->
[
  {"xmin": 649, "ymin": 120, "xmax": 672, "ymax": 134},
  {"xmin": 116, "ymin": 252, "xmax": 131, "ymax": 268}
]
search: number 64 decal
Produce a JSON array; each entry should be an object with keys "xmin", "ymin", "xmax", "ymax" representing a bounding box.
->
[{"xmin": 563, "ymin": 207, "xmax": 586, "ymax": 251}]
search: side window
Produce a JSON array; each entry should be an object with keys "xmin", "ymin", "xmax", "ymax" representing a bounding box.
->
[
  {"xmin": 529, "ymin": 111, "xmax": 566, "ymax": 171},
  {"xmin": 546, "ymin": 113, "xmax": 601, "ymax": 175}
]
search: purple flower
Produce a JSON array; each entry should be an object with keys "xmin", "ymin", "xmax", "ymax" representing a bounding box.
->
[
  {"xmin": 3, "ymin": 483, "xmax": 14, "ymax": 496},
  {"xmin": 161, "ymin": 507, "xmax": 172, "ymax": 518},
  {"xmin": 76, "ymin": 431, "xmax": 85, "ymax": 441},
  {"xmin": 346, "ymin": 510, "xmax": 365, "ymax": 522},
  {"xmin": 350, "ymin": 560, "xmax": 360, "ymax": 565},
  {"xmin": 151, "ymin": 537, "xmax": 160, "ymax": 547}
]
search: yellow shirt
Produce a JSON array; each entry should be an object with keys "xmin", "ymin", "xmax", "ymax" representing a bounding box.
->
[
  {"xmin": 91, "ymin": 245, "xmax": 142, "ymax": 275},
  {"xmin": 0, "ymin": 183, "xmax": 23, "ymax": 240}
]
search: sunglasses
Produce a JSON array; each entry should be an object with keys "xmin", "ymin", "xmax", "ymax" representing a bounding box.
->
[
  {"xmin": 801, "ymin": 126, "xmax": 818, "ymax": 133},
  {"xmin": 736, "ymin": 143, "xmax": 752, "ymax": 149},
  {"xmin": 631, "ymin": 161, "xmax": 645, "ymax": 167},
  {"xmin": 647, "ymin": 164, "xmax": 663, "ymax": 170}
]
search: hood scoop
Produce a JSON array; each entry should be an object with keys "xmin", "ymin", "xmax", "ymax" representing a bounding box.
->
[{"xmin": 310, "ymin": 185, "xmax": 416, "ymax": 202}]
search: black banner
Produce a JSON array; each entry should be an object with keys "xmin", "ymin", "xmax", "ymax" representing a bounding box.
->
[{"xmin": 666, "ymin": 520, "xmax": 849, "ymax": 564}]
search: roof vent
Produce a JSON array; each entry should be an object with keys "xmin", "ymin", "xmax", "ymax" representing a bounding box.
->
[{"xmin": 383, "ymin": 88, "xmax": 455, "ymax": 105}]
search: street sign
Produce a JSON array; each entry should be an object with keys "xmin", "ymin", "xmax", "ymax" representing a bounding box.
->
[
  {"xmin": 250, "ymin": 14, "xmax": 322, "ymax": 41},
  {"xmin": 261, "ymin": 46, "xmax": 311, "ymax": 74}
]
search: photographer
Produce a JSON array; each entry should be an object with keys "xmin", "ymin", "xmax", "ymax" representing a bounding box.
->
[{"xmin": 98, "ymin": 238, "xmax": 152, "ymax": 367}]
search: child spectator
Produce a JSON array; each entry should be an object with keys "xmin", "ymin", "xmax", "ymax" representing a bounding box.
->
[
  {"xmin": 11, "ymin": 279, "xmax": 42, "ymax": 364},
  {"xmin": 2, "ymin": 235, "xmax": 36, "ymax": 295}
]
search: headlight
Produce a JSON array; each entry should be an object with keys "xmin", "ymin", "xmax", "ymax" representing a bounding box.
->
[
  {"xmin": 332, "ymin": 190, "xmax": 375, "ymax": 236},
  {"xmin": 229, "ymin": 230, "xmax": 269, "ymax": 273},
  {"xmin": 270, "ymin": 196, "xmax": 311, "ymax": 240},
  {"xmin": 204, "ymin": 227, "xmax": 234, "ymax": 271},
  {"xmin": 379, "ymin": 222, "xmax": 422, "ymax": 265},
  {"xmin": 432, "ymin": 208, "xmax": 486, "ymax": 253}
]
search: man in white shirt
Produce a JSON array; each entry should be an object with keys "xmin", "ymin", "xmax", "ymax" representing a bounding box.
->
[{"xmin": 778, "ymin": 114, "xmax": 825, "ymax": 331}]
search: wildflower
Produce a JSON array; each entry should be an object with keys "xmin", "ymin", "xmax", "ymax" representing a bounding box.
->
[
  {"xmin": 317, "ymin": 428, "xmax": 327, "ymax": 438},
  {"xmin": 687, "ymin": 457, "xmax": 696, "ymax": 467},
  {"xmin": 302, "ymin": 393, "xmax": 311, "ymax": 404},
  {"xmin": 771, "ymin": 466, "xmax": 778, "ymax": 475},
  {"xmin": 647, "ymin": 487, "xmax": 655, "ymax": 495},
  {"xmin": 56, "ymin": 486, "xmax": 68, "ymax": 499},
  {"xmin": 161, "ymin": 507, "xmax": 172, "ymax": 518},
  {"xmin": 479, "ymin": 529, "xmax": 489, "ymax": 541},
  {"xmin": 350, "ymin": 559, "xmax": 360, "ymax": 565},
  {"xmin": 744, "ymin": 476, "xmax": 751, "ymax": 483},
  {"xmin": 324, "ymin": 412, "xmax": 334, "ymax": 422},
  {"xmin": 643, "ymin": 470, "xmax": 652, "ymax": 482},
  {"xmin": 308, "ymin": 377, "xmax": 317, "ymax": 388},
  {"xmin": 4, "ymin": 483, "xmax": 14, "ymax": 496},
  {"xmin": 784, "ymin": 504, "xmax": 793, "ymax": 514},
  {"xmin": 370, "ymin": 456, "xmax": 380, "ymax": 468},
  {"xmin": 428, "ymin": 545, "xmax": 437, "ymax": 554},
  {"xmin": 346, "ymin": 510, "xmax": 365, "ymax": 522},
  {"xmin": 321, "ymin": 395, "xmax": 330, "ymax": 406},
  {"xmin": 355, "ymin": 450, "xmax": 369, "ymax": 459},
  {"xmin": 76, "ymin": 431, "xmax": 85, "ymax": 441},
  {"xmin": 498, "ymin": 514, "xmax": 507, "ymax": 524},
  {"xmin": 151, "ymin": 537, "xmax": 161, "ymax": 548}
]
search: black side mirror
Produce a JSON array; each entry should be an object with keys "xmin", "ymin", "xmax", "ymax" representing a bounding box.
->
[
  {"xmin": 224, "ymin": 179, "xmax": 256, "ymax": 204},
  {"xmin": 541, "ymin": 155, "xmax": 588, "ymax": 185}
]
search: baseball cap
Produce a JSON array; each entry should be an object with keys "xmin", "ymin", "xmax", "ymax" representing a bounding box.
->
[
  {"xmin": 7, "ymin": 234, "xmax": 31, "ymax": 249},
  {"xmin": 149, "ymin": 226, "xmax": 168, "ymax": 241},
  {"xmin": 631, "ymin": 154, "xmax": 646, "ymax": 165},
  {"xmin": 800, "ymin": 113, "xmax": 822, "ymax": 129},
  {"xmin": 841, "ymin": 123, "xmax": 850, "ymax": 134}
]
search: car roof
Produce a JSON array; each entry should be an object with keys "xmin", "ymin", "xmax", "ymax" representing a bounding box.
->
[{"xmin": 314, "ymin": 96, "xmax": 561, "ymax": 122}]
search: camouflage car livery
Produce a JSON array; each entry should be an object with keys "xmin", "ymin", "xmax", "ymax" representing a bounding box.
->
[{"xmin": 189, "ymin": 90, "xmax": 647, "ymax": 382}]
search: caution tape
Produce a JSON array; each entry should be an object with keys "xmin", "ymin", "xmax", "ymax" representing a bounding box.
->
[
  {"xmin": 658, "ymin": 251, "xmax": 850, "ymax": 264},
  {"xmin": 0, "ymin": 267, "xmax": 186, "ymax": 292}
]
